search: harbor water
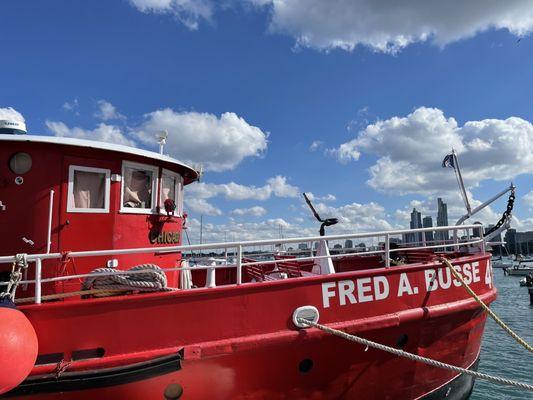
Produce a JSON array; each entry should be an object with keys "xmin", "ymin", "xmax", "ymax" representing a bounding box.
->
[{"xmin": 470, "ymin": 265, "xmax": 533, "ymax": 400}]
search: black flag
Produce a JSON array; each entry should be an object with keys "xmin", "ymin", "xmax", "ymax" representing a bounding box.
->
[{"xmin": 442, "ymin": 153, "xmax": 455, "ymax": 169}]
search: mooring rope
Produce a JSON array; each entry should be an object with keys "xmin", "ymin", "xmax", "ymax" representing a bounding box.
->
[
  {"xmin": 439, "ymin": 257, "xmax": 533, "ymax": 353},
  {"xmin": 296, "ymin": 317, "xmax": 533, "ymax": 392},
  {"xmin": 82, "ymin": 264, "xmax": 171, "ymax": 293}
]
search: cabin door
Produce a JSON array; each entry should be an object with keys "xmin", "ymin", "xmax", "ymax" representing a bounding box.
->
[{"xmin": 58, "ymin": 156, "xmax": 117, "ymax": 255}]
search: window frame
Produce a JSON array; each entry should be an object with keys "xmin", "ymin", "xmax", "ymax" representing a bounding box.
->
[
  {"xmin": 159, "ymin": 169, "xmax": 184, "ymax": 216},
  {"xmin": 120, "ymin": 161, "xmax": 159, "ymax": 215},
  {"xmin": 67, "ymin": 165, "xmax": 111, "ymax": 214}
]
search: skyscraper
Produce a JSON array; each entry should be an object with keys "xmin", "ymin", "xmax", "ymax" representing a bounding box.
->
[
  {"xmin": 409, "ymin": 208, "xmax": 423, "ymax": 244},
  {"xmin": 436, "ymin": 198, "xmax": 449, "ymax": 242},
  {"xmin": 423, "ymin": 216, "xmax": 434, "ymax": 243},
  {"xmin": 505, "ymin": 228, "xmax": 516, "ymax": 254}
]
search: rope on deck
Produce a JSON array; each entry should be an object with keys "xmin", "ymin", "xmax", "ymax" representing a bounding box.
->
[
  {"xmin": 439, "ymin": 257, "xmax": 533, "ymax": 353},
  {"xmin": 296, "ymin": 317, "xmax": 533, "ymax": 392}
]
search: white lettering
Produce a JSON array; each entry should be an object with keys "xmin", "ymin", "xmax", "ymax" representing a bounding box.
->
[
  {"xmin": 452, "ymin": 265, "xmax": 462, "ymax": 287},
  {"xmin": 338, "ymin": 280, "xmax": 357, "ymax": 306},
  {"xmin": 463, "ymin": 263, "xmax": 472, "ymax": 284},
  {"xmin": 373, "ymin": 276, "xmax": 389, "ymax": 301},
  {"xmin": 425, "ymin": 269, "xmax": 438, "ymax": 291},
  {"xmin": 485, "ymin": 260, "xmax": 492, "ymax": 288},
  {"xmin": 322, "ymin": 282, "xmax": 337, "ymax": 308},
  {"xmin": 472, "ymin": 262, "xmax": 480, "ymax": 283},
  {"xmin": 357, "ymin": 277, "xmax": 373, "ymax": 303},
  {"xmin": 397, "ymin": 273, "xmax": 414, "ymax": 296},
  {"xmin": 438, "ymin": 267, "xmax": 452, "ymax": 290}
]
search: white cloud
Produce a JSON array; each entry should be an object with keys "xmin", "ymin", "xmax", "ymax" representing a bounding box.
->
[
  {"xmin": 95, "ymin": 100, "xmax": 125, "ymax": 121},
  {"xmin": 184, "ymin": 198, "xmax": 222, "ymax": 216},
  {"xmin": 311, "ymin": 201, "xmax": 394, "ymax": 232},
  {"xmin": 231, "ymin": 206, "xmax": 267, "ymax": 217},
  {"xmin": 186, "ymin": 175, "xmax": 298, "ymax": 201},
  {"xmin": 0, "ymin": 107, "xmax": 25, "ymax": 123},
  {"xmin": 134, "ymin": 109, "xmax": 268, "ymax": 172},
  {"xmin": 305, "ymin": 192, "xmax": 336, "ymax": 202},
  {"xmin": 523, "ymin": 191, "xmax": 533, "ymax": 207},
  {"xmin": 254, "ymin": 1, "xmax": 533, "ymax": 53},
  {"xmin": 129, "ymin": 0, "xmax": 213, "ymax": 30},
  {"xmin": 309, "ymin": 140, "xmax": 323, "ymax": 151},
  {"xmin": 46, "ymin": 121, "xmax": 136, "ymax": 147},
  {"xmin": 333, "ymin": 107, "xmax": 533, "ymax": 196},
  {"xmin": 62, "ymin": 99, "xmax": 79, "ymax": 112}
]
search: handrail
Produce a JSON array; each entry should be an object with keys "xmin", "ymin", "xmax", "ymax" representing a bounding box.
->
[
  {"xmin": 0, "ymin": 224, "xmax": 484, "ymax": 304},
  {"xmin": 0, "ymin": 224, "xmax": 481, "ymax": 264}
]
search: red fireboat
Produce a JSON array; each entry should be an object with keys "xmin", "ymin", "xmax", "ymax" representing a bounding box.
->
[{"xmin": 0, "ymin": 121, "xmax": 497, "ymax": 399}]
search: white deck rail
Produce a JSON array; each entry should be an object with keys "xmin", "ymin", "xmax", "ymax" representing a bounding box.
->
[{"xmin": 0, "ymin": 224, "xmax": 484, "ymax": 304}]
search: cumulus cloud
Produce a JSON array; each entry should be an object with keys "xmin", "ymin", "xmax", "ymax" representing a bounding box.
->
[
  {"xmin": 0, "ymin": 107, "xmax": 25, "ymax": 123},
  {"xmin": 523, "ymin": 191, "xmax": 533, "ymax": 207},
  {"xmin": 231, "ymin": 206, "xmax": 267, "ymax": 217},
  {"xmin": 129, "ymin": 0, "xmax": 213, "ymax": 30},
  {"xmin": 305, "ymin": 192, "xmax": 336, "ymax": 202},
  {"xmin": 134, "ymin": 109, "xmax": 268, "ymax": 172},
  {"xmin": 184, "ymin": 198, "xmax": 222, "ymax": 216},
  {"xmin": 254, "ymin": 0, "xmax": 533, "ymax": 53},
  {"xmin": 310, "ymin": 201, "xmax": 394, "ymax": 232},
  {"xmin": 333, "ymin": 107, "xmax": 533, "ymax": 196},
  {"xmin": 46, "ymin": 121, "xmax": 136, "ymax": 147},
  {"xmin": 186, "ymin": 175, "xmax": 299, "ymax": 201},
  {"xmin": 95, "ymin": 100, "xmax": 125, "ymax": 121}
]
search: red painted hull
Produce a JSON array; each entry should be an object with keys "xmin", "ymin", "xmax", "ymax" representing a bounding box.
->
[{"xmin": 3, "ymin": 254, "xmax": 495, "ymax": 399}]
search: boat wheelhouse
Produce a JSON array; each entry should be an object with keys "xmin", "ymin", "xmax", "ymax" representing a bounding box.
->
[{"xmin": 0, "ymin": 130, "xmax": 498, "ymax": 400}]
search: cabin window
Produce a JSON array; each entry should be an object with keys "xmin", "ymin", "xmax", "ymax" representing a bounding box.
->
[
  {"xmin": 121, "ymin": 161, "xmax": 158, "ymax": 214},
  {"xmin": 160, "ymin": 169, "xmax": 184, "ymax": 215},
  {"xmin": 67, "ymin": 166, "xmax": 110, "ymax": 213}
]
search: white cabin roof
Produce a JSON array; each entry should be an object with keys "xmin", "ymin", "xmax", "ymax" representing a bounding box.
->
[{"xmin": 0, "ymin": 134, "xmax": 199, "ymax": 180}]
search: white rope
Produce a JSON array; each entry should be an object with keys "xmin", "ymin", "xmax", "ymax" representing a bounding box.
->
[
  {"xmin": 297, "ymin": 318, "xmax": 533, "ymax": 392},
  {"xmin": 82, "ymin": 264, "xmax": 171, "ymax": 292},
  {"xmin": 0, "ymin": 254, "xmax": 28, "ymax": 301}
]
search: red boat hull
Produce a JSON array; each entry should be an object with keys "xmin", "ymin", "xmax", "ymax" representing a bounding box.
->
[{"xmin": 4, "ymin": 255, "xmax": 495, "ymax": 399}]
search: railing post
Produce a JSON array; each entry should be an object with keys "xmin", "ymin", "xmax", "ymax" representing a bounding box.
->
[
  {"xmin": 46, "ymin": 190, "xmax": 54, "ymax": 254},
  {"xmin": 236, "ymin": 245, "xmax": 242, "ymax": 285},
  {"xmin": 35, "ymin": 258, "xmax": 42, "ymax": 304},
  {"xmin": 384, "ymin": 234, "xmax": 390, "ymax": 268}
]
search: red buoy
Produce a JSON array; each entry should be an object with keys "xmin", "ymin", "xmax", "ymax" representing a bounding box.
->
[{"xmin": 0, "ymin": 300, "xmax": 38, "ymax": 395}]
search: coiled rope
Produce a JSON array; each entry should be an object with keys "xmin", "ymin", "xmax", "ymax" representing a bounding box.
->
[
  {"xmin": 0, "ymin": 254, "xmax": 28, "ymax": 301},
  {"xmin": 439, "ymin": 257, "xmax": 533, "ymax": 353},
  {"xmin": 296, "ymin": 317, "xmax": 533, "ymax": 392},
  {"xmin": 82, "ymin": 264, "xmax": 170, "ymax": 293}
]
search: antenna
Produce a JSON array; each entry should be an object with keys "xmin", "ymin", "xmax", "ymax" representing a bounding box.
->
[
  {"xmin": 156, "ymin": 130, "xmax": 168, "ymax": 155},
  {"xmin": 303, "ymin": 193, "xmax": 338, "ymax": 236}
]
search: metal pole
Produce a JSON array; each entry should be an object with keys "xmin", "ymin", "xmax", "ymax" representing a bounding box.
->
[
  {"xmin": 35, "ymin": 258, "xmax": 42, "ymax": 304},
  {"xmin": 236, "ymin": 245, "xmax": 242, "ymax": 285},
  {"xmin": 384, "ymin": 234, "xmax": 390, "ymax": 268},
  {"xmin": 46, "ymin": 190, "xmax": 55, "ymax": 254}
]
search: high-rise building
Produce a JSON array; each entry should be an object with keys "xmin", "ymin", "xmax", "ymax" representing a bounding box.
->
[
  {"xmin": 422, "ymin": 216, "xmax": 434, "ymax": 243},
  {"xmin": 344, "ymin": 239, "xmax": 353, "ymax": 249},
  {"xmin": 409, "ymin": 208, "xmax": 423, "ymax": 244},
  {"xmin": 436, "ymin": 198, "xmax": 449, "ymax": 242}
]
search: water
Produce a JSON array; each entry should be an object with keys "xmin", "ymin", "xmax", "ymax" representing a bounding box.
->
[{"xmin": 470, "ymin": 267, "xmax": 533, "ymax": 400}]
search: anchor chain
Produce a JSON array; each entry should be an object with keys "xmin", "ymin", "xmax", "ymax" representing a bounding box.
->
[
  {"xmin": 0, "ymin": 254, "xmax": 28, "ymax": 302},
  {"xmin": 485, "ymin": 188, "xmax": 515, "ymax": 237}
]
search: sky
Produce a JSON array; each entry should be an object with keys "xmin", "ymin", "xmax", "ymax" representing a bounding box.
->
[{"xmin": 1, "ymin": 0, "xmax": 533, "ymax": 243}]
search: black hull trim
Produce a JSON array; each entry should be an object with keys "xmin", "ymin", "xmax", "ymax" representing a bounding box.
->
[
  {"xmin": 3, "ymin": 350, "xmax": 183, "ymax": 397},
  {"xmin": 422, "ymin": 358, "xmax": 480, "ymax": 400}
]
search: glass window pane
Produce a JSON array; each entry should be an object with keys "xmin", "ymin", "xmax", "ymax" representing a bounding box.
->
[
  {"xmin": 123, "ymin": 167, "xmax": 153, "ymax": 208},
  {"xmin": 73, "ymin": 170, "xmax": 105, "ymax": 209},
  {"xmin": 161, "ymin": 174, "xmax": 176, "ymax": 205}
]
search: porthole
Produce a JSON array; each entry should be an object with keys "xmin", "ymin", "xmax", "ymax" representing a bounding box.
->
[
  {"xmin": 9, "ymin": 152, "xmax": 32, "ymax": 175},
  {"xmin": 298, "ymin": 358, "xmax": 314, "ymax": 373}
]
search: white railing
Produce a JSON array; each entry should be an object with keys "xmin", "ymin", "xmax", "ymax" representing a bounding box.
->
[{"xmin": 0, "ymin": 224, "xmax": 484, "ymax": 304}]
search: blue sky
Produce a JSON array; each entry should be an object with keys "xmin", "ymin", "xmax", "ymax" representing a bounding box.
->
[{"xmin": 2, "ymin": 0, "xmax": 533, "ymax": 242}]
